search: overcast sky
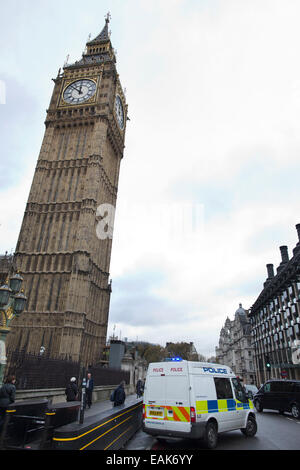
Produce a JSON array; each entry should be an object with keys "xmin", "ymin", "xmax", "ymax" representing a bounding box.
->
[{"xmin": 1, "ymin": 0, "xmax": 300, "ymax": 357}]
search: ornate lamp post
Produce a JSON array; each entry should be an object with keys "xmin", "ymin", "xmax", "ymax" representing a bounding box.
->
[{"xmin": 0, "ymin": 272, "xmax": 27, "ymax": 386}]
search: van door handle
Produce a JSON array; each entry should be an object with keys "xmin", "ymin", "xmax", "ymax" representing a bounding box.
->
[{"xmin": 176, "ymin": 402, "xmax": 183, "ymax": 405}]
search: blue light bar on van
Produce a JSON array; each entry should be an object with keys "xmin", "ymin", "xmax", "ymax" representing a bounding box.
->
[{"xmin": 164, "ymin": 357, "xmax": 183, "ymax": 362}]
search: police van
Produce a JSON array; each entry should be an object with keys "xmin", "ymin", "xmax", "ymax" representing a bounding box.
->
[{"xmin": 142, "ymin": 360, "xmax": 257, "ymax": 448}]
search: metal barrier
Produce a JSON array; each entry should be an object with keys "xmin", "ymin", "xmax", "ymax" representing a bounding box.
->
[
  {"xmin": 0, "ymin": 399, "xmax": 81, "ymax": 450},
  {"xmin": 0, "ymin": 399, "xmax": 49, "ymax": 450},
  {"xmin": 52, "ymin": 398, "xmax": 143, "ymax": 450},
  {"xmin": 39, "ymin": 401, "xmax": 81, "ymax": 449},
  {"xmin": 0, "ymin": 397, "xmax": 143, "ymax": 450}
]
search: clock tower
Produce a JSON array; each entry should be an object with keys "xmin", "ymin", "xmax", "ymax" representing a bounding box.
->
[{"xmin": 7, "ymin": 15, "xmax": 127, "ymax": 365}]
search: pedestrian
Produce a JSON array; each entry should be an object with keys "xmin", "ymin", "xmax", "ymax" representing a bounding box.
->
[
  {"xmin": 0, "ymin": 375, "xmax": 16, "ymax": 429},
  {"xmin": 65, "ymin": 377, "xmax": 78, "ymax": 402},
  {"xmin": 112, "ymin": 381, "xmax": 126, "ymax": 407},
  {"xmin": 136, "ymin": 378, "xmax": 143, "ymax": 398},
  {"xmin": 85, "ymin": 372, "xmax": 94, "ymax": 409}
]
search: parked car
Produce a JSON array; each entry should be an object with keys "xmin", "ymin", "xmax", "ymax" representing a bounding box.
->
[
  {"xmin": 253, "ymin": 379, "xmax": 300, "ymax": 418},
  {"xmin": 244, "ymin": 384, "xmax": 258, "ymax": 399}
]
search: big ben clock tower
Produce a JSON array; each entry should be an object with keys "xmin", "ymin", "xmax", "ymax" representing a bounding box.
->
[{"xmin": 7, "ymin": 14, "xmax": 127, "ymax": 365}]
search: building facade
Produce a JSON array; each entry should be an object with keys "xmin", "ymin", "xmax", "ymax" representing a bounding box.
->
[
  {"xmin": 249, "ymin": 224, "xmax": 300, "ymax": 384},
  {"xmin": 215, "ymin": 304, "xmax": 256, "ymax": 385},
  {"xmin": 0, "ymin": 254, "xmax": 15, "ymax": 285},
  {"xmin": 6, "ymin": 16, "xmax": 127, "ymax": 366}
]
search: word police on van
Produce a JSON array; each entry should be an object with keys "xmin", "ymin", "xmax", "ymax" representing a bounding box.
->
[{"xmin": 142, "ymin": 360, "xmax": 257, "ymax": 449}]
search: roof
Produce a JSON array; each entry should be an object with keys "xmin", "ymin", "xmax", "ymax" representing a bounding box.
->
[
  {"xmin": 235, "ymin": 303, "xmax": 246, "ymax": 316},
  {"xmin": 87, "ymin": 15, "xmax": 110, "ymax": 45}
]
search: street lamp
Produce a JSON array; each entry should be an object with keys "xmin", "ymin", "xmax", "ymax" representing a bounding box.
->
[{"xmin": 0, "ymin": 272, "xmax": 27, "ymax": 386}]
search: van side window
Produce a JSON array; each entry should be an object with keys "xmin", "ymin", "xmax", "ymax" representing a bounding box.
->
[
  {"xmin": 231, "ymin": 378, "xmax": 248, "ymax": 403},
  {"xmin": 214, "ymin": 378, "xmax": 233, "ymax": 399}
]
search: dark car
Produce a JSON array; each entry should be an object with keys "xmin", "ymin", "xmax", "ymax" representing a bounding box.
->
[{"xmin": 253, "ymin": 379, "xmax": 300, "ymax": 418}]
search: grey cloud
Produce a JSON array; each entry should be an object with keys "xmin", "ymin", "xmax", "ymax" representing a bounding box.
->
[{"xmin": 109, "ymin": 268, "xmax": 192, "ymax": 327}]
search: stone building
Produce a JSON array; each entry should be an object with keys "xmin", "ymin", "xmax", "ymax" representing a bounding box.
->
[
  {"xmin": 0, "ymin": 254, "xmax": 15, "ymax": 285},
  {"xmin": 6, "ymin": 15, "xmax": 128, "ymax": 366},
  {"xmin": 108, "ymin": 339, "xmax": 147, "ymax": 387},
  {"xmin": 249, "ymin": 224, "xmax": 300, "ymax": 383},
  {"xmin": 215, "ymin": 304, "xmax": 256, "ymax": 385}
]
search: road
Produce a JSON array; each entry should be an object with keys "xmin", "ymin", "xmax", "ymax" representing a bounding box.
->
[{"xmin": 124, "ymin": 409, "xmax": 300, "ymax": 450}]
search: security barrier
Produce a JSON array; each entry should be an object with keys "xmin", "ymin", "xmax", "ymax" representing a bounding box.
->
[
  {"xmin": 52, "ymin": 399, "xmax": 143, "ymax": 450},
  {"xmin": 0, "ymin": 399, "xmax": 49, "ymax": 449},
  {"xmin": 39, "ymin": 401, "xmax": 81, "ymax": 449},
  {"xmin": 0, "ymin": 399, "xmax": 81, "ymax": 450},
  {"xmin": 0, "ymin": 397, "xmax": 143, "ymax": 450}
]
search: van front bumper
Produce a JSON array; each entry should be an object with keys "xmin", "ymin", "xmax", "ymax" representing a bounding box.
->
[{"xmin": 142, "ymin": 421, "xmax": 206, "ymax": 440}]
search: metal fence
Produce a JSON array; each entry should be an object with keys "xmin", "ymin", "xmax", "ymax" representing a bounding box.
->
[{"xmin": 5, "ymin": 350, "xmax": 130, "ymax": 390}]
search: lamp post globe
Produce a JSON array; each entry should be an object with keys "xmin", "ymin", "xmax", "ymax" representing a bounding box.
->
[
  {"xmin": 13, "ymin": 291, "xmax": 27, "ymax": 317},
  {"xmin": 9, "ymin": 273, "xmax": 23, "ymax": 294},
  {"xmin": 0, "ymin": 272, "xmax": 27, "ymax": 385},
  {"xmin": 0, "ymin": 283, "xmax": 12, "ymax": 307}
]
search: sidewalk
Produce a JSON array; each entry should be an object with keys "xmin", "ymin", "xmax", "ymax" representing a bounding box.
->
[{"xmin": 82, "ymin": 393, "xmax": 141, "ymax": 419}]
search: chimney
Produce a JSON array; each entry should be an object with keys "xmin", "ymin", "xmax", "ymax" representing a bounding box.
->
[
  {"xmin": 264, "ymin": 263, "xmax": 275, "ymax": 287},
  {"xmin": 277, "ymin": 245, "xmax": 289, "ymax": 273},
  {"xmin": 266, "ymin": 264, "xmax": 274, "ymax": 279},
  {"xmin": 293, "ymin": 223, "xmax": 300, "ymax": 256},
  {"xmin": 280, "ymin": 246, "xmax": 289, "ymax": 264}
]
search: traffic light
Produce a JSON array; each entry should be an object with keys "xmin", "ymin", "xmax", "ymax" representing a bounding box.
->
[{"xmin": 265, "ymin": 355, "xmax": 271, "ymax": 371}]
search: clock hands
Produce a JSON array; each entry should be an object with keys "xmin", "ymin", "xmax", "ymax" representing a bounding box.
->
[
  {"xmin": 64, "ymin": 79, "xmax": 96, "ymax": 104},
  {"xmin": 69, "ymin": 82, "xmax": 83, "ymax": 95}
]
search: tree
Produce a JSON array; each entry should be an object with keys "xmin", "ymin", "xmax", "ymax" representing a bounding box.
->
[
  {"xmin": 135, "ymin": 342, "xmax": 167, "ymax": 364},
  {"xmin": 198, "ymin": 353, "xmax": 207, "ymax": 362},
  {"xmin": 207, "ymin": 356, "xmax": 218, "ymax": 363},
  {"xmin": 143, "ymin": 345, "xmax": 167, "ymax": 363},
  {"xmin": 165, "ymin": 342, "xmax": 198, "ymax": 361}
]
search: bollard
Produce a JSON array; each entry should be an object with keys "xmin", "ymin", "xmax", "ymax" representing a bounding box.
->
[
  {"xmin": 79, "ymin": 377, "xmax": 86, "ymax": 424},
  {"xmin": 0, "ymin": 408, "xmax": 15, "ymax": 449}
]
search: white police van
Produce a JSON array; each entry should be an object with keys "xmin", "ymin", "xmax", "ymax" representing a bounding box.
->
[{"xmin": 142, "ymin": 360, "xmax": 257, "ymax": 448}]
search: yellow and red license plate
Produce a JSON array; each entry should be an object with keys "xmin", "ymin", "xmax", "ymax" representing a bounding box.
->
[{"xmin": 148, "ymin": 407, "xmax": 164, "ymax": 417}]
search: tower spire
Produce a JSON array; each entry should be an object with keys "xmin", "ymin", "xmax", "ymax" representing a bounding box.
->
[{"xmin": 88, "ymin": 12, "xmax": 111, "ymax": 44}]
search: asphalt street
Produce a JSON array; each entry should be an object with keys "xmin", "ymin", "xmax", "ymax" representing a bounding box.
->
[{"xmin": 124, "ymin": 409, "xmax": 300, "ymax": 450}]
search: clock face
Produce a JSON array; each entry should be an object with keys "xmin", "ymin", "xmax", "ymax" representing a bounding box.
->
[
  {"xmin": 63, "ymin": 79, "xmax": 96, "ymax": 105},
  {"xmin": 115, "ymin": 95, "xmax": 124, "ymax": 129}
]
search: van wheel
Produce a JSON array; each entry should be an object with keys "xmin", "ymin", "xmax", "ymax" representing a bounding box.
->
[
  {"xmin": 203, "ymin": 421, "xmax": 218, "ymax": 449},
  {"xmin": 241, "ymin": 415, "xmax": 257, "ymax": 437},
  {"xmin": 254, "ymin": 400, "xmax": 263, "ymax": 412},
  {"xmin": 291, "ymin": 404, "xmax": 300, "ymax": 419}
]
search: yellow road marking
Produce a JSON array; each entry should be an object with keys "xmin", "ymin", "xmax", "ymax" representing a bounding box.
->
[{"xmin": 53, "ymin": 403, "xmax": 142, "ymax": 442}]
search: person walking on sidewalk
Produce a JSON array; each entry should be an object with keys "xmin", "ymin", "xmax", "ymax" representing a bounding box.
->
[
  {"xmin": 112, "ymin": 381, "xmax": 126, "ymax": 407},
  {"xmin": 86, "ymin": 372, "xmax": 94, "ymax": 409},
  {"xmin": 65, "ymin": 377, "xmax": 78, "ymax": 402},
  {"xmin": 136, "ymin": 378, "xmax": 143, "ymax": 398},
  {"xmin": 0, "ymin": 375, "xmax": 16, "ymax": 429}
]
